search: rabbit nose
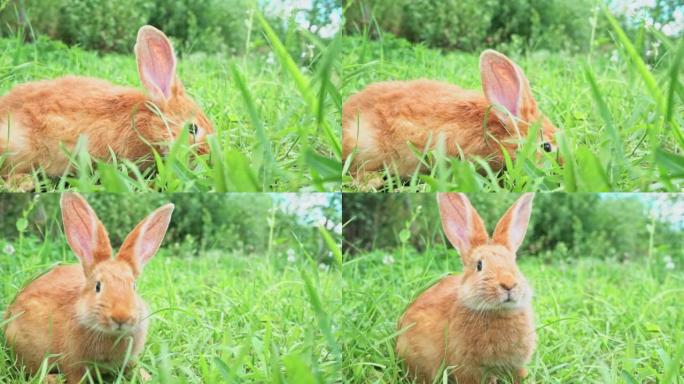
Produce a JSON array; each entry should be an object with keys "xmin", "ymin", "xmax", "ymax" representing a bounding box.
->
[
  {"xmin": 500, "ymin": 281, "xmax": 517, "ymax": 291},
  {"xmin": 111, "ymin": 313, "xmax": 131, "ymax": 326}
]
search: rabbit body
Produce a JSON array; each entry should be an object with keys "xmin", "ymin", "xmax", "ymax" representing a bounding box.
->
[
  {"xmin": 0, "ymin": 26, "xmax": 213, "ymax": 177},
  {"xmin": 342, "ymin": 50, "xmax": 557, "ymax": 179},
  {"xmin": 342, "ymin": 79, "xmax": 509, "ymax": 176},
  {"xmin": 397, "ymin": 274, "xmax": 535, "ymax": 384},
  {"xmin": 3, "ymin": 193, "xmax": 174, "ymax": 383},
  {"xmin": 4, "ymin": 264, "xmax": 149, "ymax": 378},
  {"xmin": 0, "ymin": 76, "xmax": 173, "ymax": 175},
  {"xmin": 396, "ymin": 193, "xmax": 537, "ymax": 383}
]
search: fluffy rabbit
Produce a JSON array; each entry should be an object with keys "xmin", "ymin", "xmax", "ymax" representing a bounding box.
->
[
  {"xmin": 396, "ymin": 193, "xmax": 536, "ymax": 384},
  {"xmin": 3, "ymin": 193, "xmax": 174, "ymax": 383},
  {"xmin": 342, "ymin": 50, "xmax": 557, "ymax": 180},
  {"xmin": 0, "ymin": 25, "xmax": 213, "ymax": 177}
]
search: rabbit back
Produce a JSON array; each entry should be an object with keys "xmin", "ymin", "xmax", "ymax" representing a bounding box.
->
[
  {"xmin": 0, "ymin": 76, "xmax": 164, "ymax": 175},
  {"xmin": 342, "ymin": 80, "xmax": 507, "ymax": 176}
]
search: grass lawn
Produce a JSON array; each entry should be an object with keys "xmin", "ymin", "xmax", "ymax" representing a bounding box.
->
[
  {"xmin": 341, "ymin": 247, "xmax": 684, "ymax": 383},
  {"xmin": 0, "ymin": 237, "xmax": 342, "ymax": 383},
  {"xmin": 0, "ymin": 18, "xmax": 342, "ymax": 192},
  {"xmin": 341, "ymin": 26, "xmax": 684, "ymax": 192}
]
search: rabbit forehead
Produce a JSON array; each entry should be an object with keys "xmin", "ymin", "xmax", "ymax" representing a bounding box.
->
[
  {"xmin": 470, "ymin": 244, "xmax": 516, "ymax": 264},
  {"xmin": 90, "ymin": 260, "xmax": 135, "ymax": 282}
]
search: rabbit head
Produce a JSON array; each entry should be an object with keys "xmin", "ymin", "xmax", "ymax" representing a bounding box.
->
[
  {"xmin": 437, "ymin": 193, "xmax": 534, "ymax": 311},
  {"xmin": 480, "ymin": 50, "xmax": 557, "ymax": 154},
  {"xmin": 60, "ymin": 192, "xmax": 173, "ymax": 334},
  {"xmin": 135, "ymin": 26, "xmax": 213, "ymax": 154}
]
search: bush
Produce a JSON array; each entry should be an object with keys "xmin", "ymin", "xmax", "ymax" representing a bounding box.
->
[
  {"xmin": 344, "ymin": 0, "xmax": 594, "ymax": 52},
  {"xmin": 0, "ymin": 194, "xmax": 340, "ymax": 261},
  {"xmin": 342, "ymin": 194, "xmax": 683, "ymax": 262},
  {"xmin": 0, "ymin": 0, "xmax": 254, "ymax": 54}
]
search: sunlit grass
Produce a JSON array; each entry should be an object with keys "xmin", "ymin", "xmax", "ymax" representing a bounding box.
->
[
  {"xmin": 341, "ymin": 247, "xmax": 684, "ymax": 383},
  {"xmin": 0, "ymin": 227, "xmax": 342, "ymax": 383},
  {"xmin": 0, "ymin": 16, "xmax": 342, "ymax": 192},
  {"xmin": 341, "ymin": 11, "xmax": 684, "ymax": 192}
]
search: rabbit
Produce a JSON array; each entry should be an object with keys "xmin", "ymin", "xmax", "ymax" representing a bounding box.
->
[
  {"xmin": 396, "ymin": 193, "xmax": 536, "ymax": 384},
  {"xmin": 0, "ymin": 25, "xmax": 213, "ymax": 179},
  {"xmin": 3, "ymin": 192, "xmax": 174, "ymax": 384},
  {"xmin": 342, "ymin": 49, "xmax": 558, "ymax": 182}
]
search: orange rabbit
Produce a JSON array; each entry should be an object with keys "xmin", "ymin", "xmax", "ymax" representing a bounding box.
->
[
  {"xmin": 342, "ymin": 50, "xmax": 557, "ymax": 180},
  {"xmin": 396, "ymin": 193, "xmax": 537, "ymax": 384},
  {"xmin": 3, "ymin": 193, "xmax": 174, "ymax": 383},
  {"xmin": 0, "ymin": 25, "xmax": 213, "ymax": 177}
]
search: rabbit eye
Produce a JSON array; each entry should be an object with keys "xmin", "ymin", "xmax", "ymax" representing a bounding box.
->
[
  {"xmin": 95, "ymin": 281, "xmax": 101, "ymax": 293},
  {"xmin": 541, "ymin": 142, "xmax": 552, "ymax": 153},
  {"xmin": 476, "ymin": 260, "xmax": 483, "ymax": 272},
  {"xmin": 188, "ymin": 123, "xmax": 199, "ymax": 136}
]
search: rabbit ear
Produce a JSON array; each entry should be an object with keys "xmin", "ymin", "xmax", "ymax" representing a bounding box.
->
[
  {"xmin": 135, "ymin": 25, "xmax": 177, "ymax": 101},
  {"xmin": 117, "ymin": 204, "xmax": 174, "ymax": 276},
  {"xmin": 437, "ymin": 193, "xmax": 488, "ymax": 262},
  {"xmin": 492, "ymin": 194, "xmax": 534, "ymax": 254},
  {"xmin": 480, "ymin": 50, "xmax": 535, "ymax": 121},
  {"xmin": 60, "ymin": 193, "xmax": 112, "ymax": 275}
]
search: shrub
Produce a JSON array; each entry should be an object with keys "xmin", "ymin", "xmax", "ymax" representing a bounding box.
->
[
  {"xmin": 0, "ymin": 0, "xmax": 254, "ymax": 54},
  {"xmin": 343, "ymin": 0, "xmax": 595, "ymax": 52},
  {"xmin": 342, "ymin": 194, "xmax": 683, "ymax": 262}
]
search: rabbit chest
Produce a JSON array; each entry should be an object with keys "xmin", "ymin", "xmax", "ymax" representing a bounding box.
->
[{"xmin": 447, "ymin": 306, "xmax": 536, "ymax": 370}]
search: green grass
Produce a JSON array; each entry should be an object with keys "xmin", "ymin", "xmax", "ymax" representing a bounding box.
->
[
  {"xmin": 341, "ymin": 14, "xmax": 684, "ymax": 192},
  {"xmin": 0, "ymin": 17, "xmax": 342, "ymax": 192},
  {"xmin": 0, "ymin": 236, "xmax": 342, "ymax": 383},
  {"xmin": 342, "ymin": 247, "xmax": 684, "ymax": 383}
]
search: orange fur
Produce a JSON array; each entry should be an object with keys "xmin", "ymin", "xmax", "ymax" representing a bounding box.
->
[
  {"xmin": 3, "ymin": 193, "xmax": 174, "ymax": 383},
  {"xmin": 0, "ymin": 26, "xmax": 213, "ymax": 177},
  {"xmin": 342, "ymin": 50, "xmax": 557, "ymax": 178},
  {"xmin": 396, "ymin": 193, "xmax": 537, "ymax": 384}
]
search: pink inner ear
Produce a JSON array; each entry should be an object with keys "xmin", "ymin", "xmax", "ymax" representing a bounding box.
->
[
  {"xmin": 482, "ymin": 59, "xmax": 522, "ymax": 117},
  {"xmin": 139, "ymin": 37, "xmax": 175, "ymax": 99}
]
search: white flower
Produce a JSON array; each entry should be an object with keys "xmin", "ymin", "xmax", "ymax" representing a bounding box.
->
[
  {"xmin": 266, "ymin": 53, "xmax": 276, "ymax": 66},
  {"xmin": 610, "ymin": 51, "xmax": 619, "ymax": 64},
  {"xmin": 3, "ymin": 243, "xmax": 15, "ymax": 255},
  {"xmin": 318, "ymin": 263, "xmax": 330, "ymax": 272},
  {"xmin": 286, "ymin": 249, "xmax": 296, "ymax": 263},
  {"xmin": 663, "ymin": 255, "xmax": 673, "ymax": 263},
  {"xmin": 665, "ymin": 261, "xmax": 675, "ymax": 270},
  {"xmin": 327, "ymin": 251, "xmax": 333, "ymax": 259},
  {"xmin": 383, "ymin": 255, "xmax": 395, "ymax": 265}
]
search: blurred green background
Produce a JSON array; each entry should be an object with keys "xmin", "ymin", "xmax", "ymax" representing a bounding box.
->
[
  {"xmin": 0, "ymin": 193, "xmax": 341, "ymax": 262},
  {"xmin": 344, "ymin": 0, "xmax": 682, "ymax": 54},
  {"xmin": 342, "ymin": 193, "xmax": 684, "ymax": 263},
  {"xmin": 0, "ymin": 0, "xmax": 340, "ymax": 54}
]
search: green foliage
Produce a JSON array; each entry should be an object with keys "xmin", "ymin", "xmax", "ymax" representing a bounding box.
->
[
  {"xmin": 342, "ymin": 249, "xmax": 684, "ymax": 382},
  {"xmin": 341, "ymin": 22, "xmax": 684, "ymax": 191},
  {"xmin": 344, "ymin": 0, "xmax": 594, "ymax": 52},
  {"xmin": 0, "ymin": 237, "xmax": 342, "ymax": 383},
  {"xmin": 0, "ymin": 0, "xmax": 254, "ymax": 54},
  {"xmin": 342, "ymin": 193, "xmax": 684, "ymax": 262},
  {"xmin": 0, "ymin": 11, "xmax": 342, "ymax": 192},
  {"xmin": 0, "ymin": 193, "xmax": 341, "ymax": 262}
]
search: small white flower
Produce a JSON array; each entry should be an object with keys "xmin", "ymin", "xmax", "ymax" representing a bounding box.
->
[
  {"xmin": 663, "ymin": 255, "xmax": 673, "ymax": 263},
  {"xmin": 610, "ymin": 51, "xmax": 619, "ymax": 64},
  {"xmin": 327, "ymin": 251, "xmax": 333, "ymax": 259},
  {"xmin": 287, "ymin": 254, "xmax": 296, "ymax": 263},
  {"xmin": 318, "ymin": 263, "xmax": 330, "ymax": 272},
  {"xmin": 665, "ymin": 261, "xmax": 675, "ymax": 270},
  {"xmin": 3, "ymin": 243, "xmax": 15, "ymax": 255},
  {"xmin": 266, "ymin": 53, "xmax": 276, "ymax": 66},
  {"xmin": 383, "ymin": 255, "xmax": 395, "ymax": 265}
]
